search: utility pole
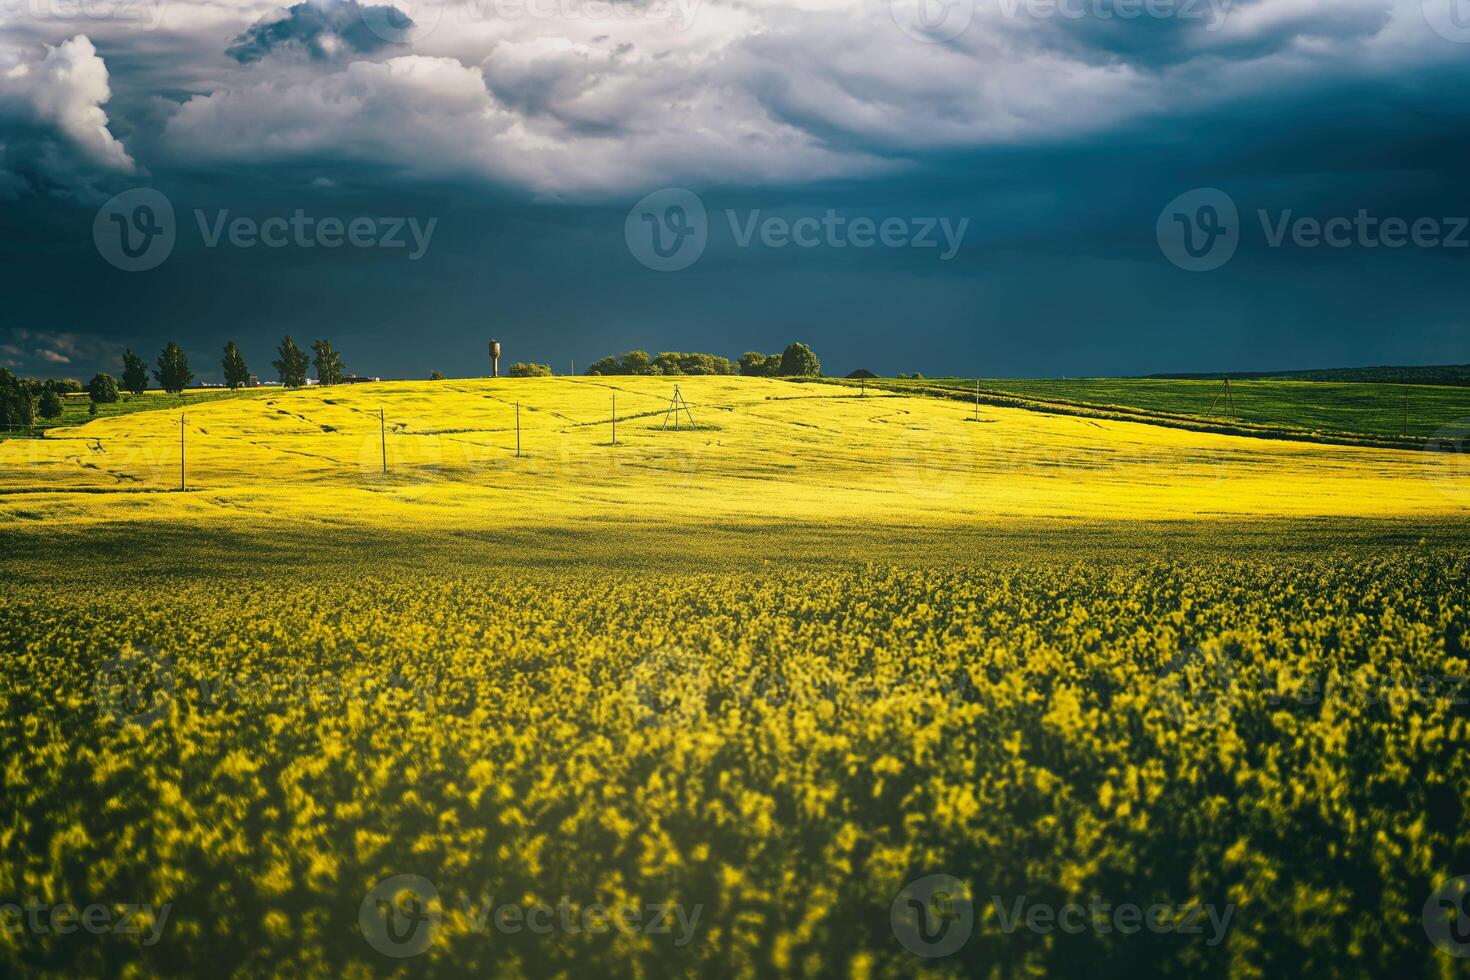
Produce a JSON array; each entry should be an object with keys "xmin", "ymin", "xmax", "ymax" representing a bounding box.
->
[
  {"xmin": 179, "ymin": 414, "xmax": 186, "ymax": 491},
  {"xmin": 380, "ymin": 408, "xmax": 387, "ymax": 474},
  {"xmin": 1403, "ymin": 386, "xmax": 1409, "ymax": 437},
  {"xmin": 515, "ymin": 402, "xmax": 521, "ymax": 457},
  {"xmin": 611, "ymin": 393, "xmax": 617, "ymax": 445},
  {"xmin": 974, "ymin": 379, "xmax": 980, "ymax": 421},
  {"xmin": 860, "ymin": 378, "xmax": 865, "ymax": 398}
]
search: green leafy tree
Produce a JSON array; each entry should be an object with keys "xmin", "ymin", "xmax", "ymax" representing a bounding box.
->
[
  {"xmin": 273, "ymin": 336, "xmax": 310, "ymax": 388},
  {"xmin": 120, "ymin": 349, "xmax": 149, "ymax": 395},
  {"xmin": 507, "ymin": 362, "xmax": 552, "ymax": 378},
  {"xmin": 621, "ymin": 350, "xmax": 653, "ymax": 375},
  {"xmin": 153, "ymin": 342, "xmax": 193, "ymax": 394},
  {"xmin": 221, "ymin": 342, "xmax": 250, "ymax": 389},
  {"xmin": 778, "ymin": 342, "xmax": 820, "ymax": 377},
  {"xmin": 739, "ymin": 352, "xmax": 771, "ymax": 377},
  {"xmin": 0, "ymin": 368, "xmax": 35, "ymax": 431},
  {"xmin": 88, "ymin": 372, "xmax": 120, "ymax": 405},
  {"xmin": 37, "ymin": 388, "xmax": 64, "ymax": 420},
  {"xmin": 584, "ymin": 356, "xmax": 620, "ymax": 376},
  {"xmin": 312, "ymin": 339, "xmax": 345, "ymax": 386},
  {"xmin": 430, "ymin": 371, "xmax": 445, "ymax": 381}
]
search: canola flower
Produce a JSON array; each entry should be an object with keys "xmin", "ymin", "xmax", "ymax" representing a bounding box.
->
[{"xmin": 1, "ymin": 549, "xmax": 1467, "ymax": 977}]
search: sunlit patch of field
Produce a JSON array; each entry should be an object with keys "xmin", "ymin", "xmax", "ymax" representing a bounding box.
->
[{"xmin": 1, "ymin": 376, "xmax": 1466, "ymax": 532}]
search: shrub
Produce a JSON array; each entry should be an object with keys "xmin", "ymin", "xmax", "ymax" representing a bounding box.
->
[
  {"xmin": 508, "ymin": 362, "xmax": 552, "ymax": 378},
  {"xmin": 37, "ymin": 389, "xmax": 64, "ymax": 420},
  {"xmin": 88, "ymin": 372, "xmax": 120, "ymax": 405}
]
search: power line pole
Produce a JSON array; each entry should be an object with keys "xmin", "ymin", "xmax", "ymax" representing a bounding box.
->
[
  {"xmin": 380, "ymin": 408, "xmax": 387, "ymax": 474},
  {"xmin": 179, "ymin": 413, "xmax": 186, "ymax": 491},
  {"xmin": 974, "ymin": 379, "xmax": 980, "ymax": 421},
  {"xmin": 1403, "ymin": 386, "xmax": 1409, "ymax": 437},
  {"xmin": 611, "ymin": 393, "xmax": 617, "ymax": 445},
  {"xmin": 515, "ymin": 402, "xmax": 521, "ymax": 457}
]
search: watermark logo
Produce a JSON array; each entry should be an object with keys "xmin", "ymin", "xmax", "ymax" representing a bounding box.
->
[
  {"xmin": 1424, "ymin": 875, "xmax": 1470, "ymax": 957},
  {"xmin": 1156, "ymin": 640, "xmax": 1237, "ymax": 727},
  {"xmin": 94, "ymin": 643, "xmax": 175, "ymax": 728},
  {"xmin": 0, "ymin": 900, "xmax": 172, "ymax": 945},
  {"xmin": 1424, "ymin": 0, "xmax": 1470, "ymax": 43},
  {"xmin": 94, "ymin": 188, "xmax": 175, "ymax": 272},
  {"xmin": 994, "ymin": 0, "xmax": 1226, "ymax": 28},
  {"xmin": 1157, "ymin": 187, "xmax": 1238, "ymax": 272},
  {"xmin": 993, "ymin": 895, "xmax": 1234, "ymax": 945},
  {"xmin": 887, "ymin": 423, "xmax": 976, "ymax": 501},
  {"xmin": 361, "ymin": 0, "xmax": 441, "ymax": 43},
  {"xmin": 623, "ymin": 645, "xmax": 712, "ymax": 728},
  {"xmin": 889, "ymin": 0, "xmax": 974, "ymax": 42},
  {"xmin": 1424, "ymin": 417, "xmax": 1470, "ymax": 505},
  {"xmin": 626, "ymin": 188, "xmax": 708, "ymax": 272},
  {"xmin": 892, "ymin": 873, "xmax": 973, "ymax": 957},
  {"xmin": 360, "ymin": 874, "xmax": 442, "ymax": 958},
  {"xmin": 0, "ymin": 0, "xmax": 167, "ymax": 29}
]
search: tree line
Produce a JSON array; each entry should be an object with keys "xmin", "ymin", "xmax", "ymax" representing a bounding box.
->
[
  {"xmin": 0, "ymin": 337, "xmax": 351, "ymax": 430},
  {"xmin": 585, "ymin": 342, "xmax": 820, "ymax": 378}
]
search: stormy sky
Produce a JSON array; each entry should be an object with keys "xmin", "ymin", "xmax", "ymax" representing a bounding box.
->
[{"xmin": 1, "ymin": 0, "xmax": 1467, "ymax": 381}]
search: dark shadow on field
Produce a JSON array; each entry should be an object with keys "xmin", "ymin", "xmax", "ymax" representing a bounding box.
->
[{"xmin": 2, "ymin": 516, "xmax": 1467, "ymax": 585}]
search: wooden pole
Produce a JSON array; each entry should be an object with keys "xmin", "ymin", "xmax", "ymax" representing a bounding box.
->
[
  {"xmin": 179, "ymin": 413, "xmax": 186, "ymax": 491},
  {"xmin": 515, "ymin": 402, "xmax": 521, "ymax": 457},
  {"xmin": 974, "ymin": 379, "xmax": 980, "ymax": 421},
  {"xmin": 379, "ymin": 408, "xmax": 387, "ymax": 474},
  {"xmin": 860, "ymin": 378, "xmax": 865, "ymax": 398},
  {"xmin": 1403, "ymin": 386, "xmax": 1409, "ymax": 437},
  {"xmin": 612, "ymin": 393, "xmax": 617, "ymax": 445}
]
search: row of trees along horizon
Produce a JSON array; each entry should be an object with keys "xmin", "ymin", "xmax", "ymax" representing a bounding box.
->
[{"xmin": 0, "ymin": 340, "xmax": 822, "ymax": 432}]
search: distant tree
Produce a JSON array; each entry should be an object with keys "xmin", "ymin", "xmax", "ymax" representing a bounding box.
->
[
  {"xmin": 621, "ymin": 350, "xmax": 653, "ymax": 375},
  {"xmin": 762, "ymin": 353, "xmax": 782, "ymax": 376},
  {"xmin": 88, "ymin": 372, "xmax": 120, "ymax": 405},
  {"xmin": 312, "ymin": 339, "xmax": 345, "ymax": 386},
  {"xmin": 585, "ymin": 356, "xmax": 620, "ymax": 376},
  {"xmin": 48, "ymin": 378, "xmax": 83, "ymax": 395},
  {"xmin": 508, "ymin": 362, "xmax": 552, "ymax": 378},
  {"xmin": 0, "ymin": 368, "xmax": 35, "ymax": 431},
  {"xmin": 120, "ymin": 349, "xmax": 149, "ymax": 395},
  {"xmin": 430, "ymin": 371, "xmax": 445, "ymax": 381},
  {"xmin": 739, "ymin": 352, "xmax": 770, "ymax": 377},
  {"xmin": 37, "ymin": 388, "xmax": 64, "ymax": 420},
  {"xmin": 911, "ymin": 372, "xmax": 925, "ymax": 380},
  {"xmin": 273, "ymin": 336, "xmax": 310, "ymax": 388},
  {"xmin": 221, "ymin": 342, "xmax": 250, "ymax": 389},
  {"xmin": 153, "ymin": 342, "xmax": 193, "ymax": 394},
  {"xmin": 778, "ymin": 342, "xmax": 820, "ymax": 377}
]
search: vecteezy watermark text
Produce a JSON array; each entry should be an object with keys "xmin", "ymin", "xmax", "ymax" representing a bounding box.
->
[
  {"xmin": 0, "ymin": 0, "xmax": 166, "ymax": 29},
  {"xmin": 194, "ymin": 210, "xmax": 437, "ymax": 260},
  {"xmin": 0, "ymin": 900, "xmax": 171, "ymax": 946},
  {"xmin": 1158, "ymin": 187, "xmax": 1470, "ymax": 271},
  {"xmin": 991, "ymin": 896, "xmax": 1235, "ymax": 946},
  {"xmin": 359, "ymin": 875, "xmax": 702, "ymax": 958},
  {"xmin": 625, "ymin": 188, "xmax": 968, "ymax": 271},
  {"xmin": 94, "ymin": 188, "xmax": 438, "ymax": 272}
]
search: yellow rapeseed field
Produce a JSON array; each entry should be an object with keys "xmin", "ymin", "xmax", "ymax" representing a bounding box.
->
[{"xmin": 1, "ymin": 377, "xmax": 1467, "ymax": 977}]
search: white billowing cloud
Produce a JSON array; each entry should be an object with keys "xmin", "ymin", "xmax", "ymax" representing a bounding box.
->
[
  {"xmin": 0, "ymin": 35, "xmax": 134, "ymax": 197},
  {"xmin": 14, "ymin": 0, "xmax": 1461, "ymax": 197}
]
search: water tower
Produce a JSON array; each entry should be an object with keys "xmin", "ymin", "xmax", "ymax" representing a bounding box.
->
[{"xmin": 489, "ymin": 340, "xmax": 501, "ymax": 378}]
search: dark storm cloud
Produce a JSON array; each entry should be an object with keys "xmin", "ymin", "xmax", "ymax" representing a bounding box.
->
[
  {"xmin": 0, "ymin": 0, "xmax": 1465, "ymax": 380},
  {"xmin": 226, "ymin": 0, "xmax": 409, "ymax": 63}
]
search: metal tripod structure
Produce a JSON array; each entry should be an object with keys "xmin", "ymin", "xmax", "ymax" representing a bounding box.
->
[
  {"xmin": 659, "ymin": 385, "xmax": 697, "ymax": 431},
  {"xmin": 1206, "ymin": 376, "xmax": 1237, "ymax": 420}
]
